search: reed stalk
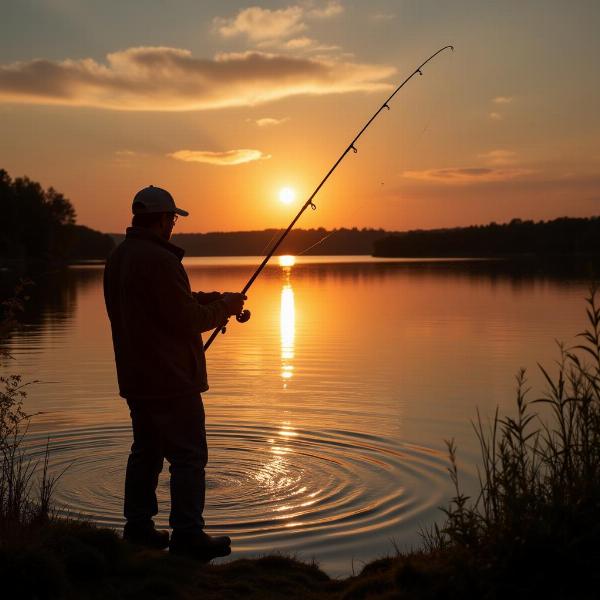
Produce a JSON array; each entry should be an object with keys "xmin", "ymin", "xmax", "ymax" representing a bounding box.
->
[{"xmin": 423, "ymin": 286, "xmax": 600, "ymax": 585}]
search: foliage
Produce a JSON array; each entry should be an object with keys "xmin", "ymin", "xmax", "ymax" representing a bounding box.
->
[
  {"xmin": 0, "ymin": 168, "xmax": 114, "ymax": 261},
  {"xmin": 421, "ymin": 286, "xmax": 600, "ymax": 597},
  {"xmin": 110, "ymin": 227, "xmax": 389, "ymax": 256},
  {"xmin": 374, "ymin": 216, "xmax": 600, "ymax": 257},
  {"xmin": 0, "ymin": 283, "xmax": 60, "ymax": 541},
  {"xmin": 0, "ymin": 278, "xmax": 31, "ymax": 354},
  {"xmin": 63, "ymin": 224, "xmax": 115, "ymax": 261}
]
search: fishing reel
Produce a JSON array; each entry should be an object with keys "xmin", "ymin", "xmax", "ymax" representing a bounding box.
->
[
  {"xmin": 236, "ymin": 309, "xmax": 251, "ymax": 323},
  {"xmin": 220, "ymin": 309, "xmax": 251, "ymax": 335}
]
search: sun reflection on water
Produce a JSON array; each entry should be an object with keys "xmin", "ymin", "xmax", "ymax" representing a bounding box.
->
[{"xmin": 280, "ymin": 257, "xmax": 296, "ymax": 386}]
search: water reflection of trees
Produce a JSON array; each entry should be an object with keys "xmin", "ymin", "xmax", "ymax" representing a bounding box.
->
[
  {"xmin": 0, "ymin": 266, "xmax": 102, "ymax": 333},
  {"xmin": 182, "ymin": 256, "xmax": 600, "ymax": 295},
  {"xmin": 3, "ymin": 257, "xmax": 594, "ymax": 333},
  {"xmin": 269, "ymin": 257, "xmax": 600, "ymax": 290}
]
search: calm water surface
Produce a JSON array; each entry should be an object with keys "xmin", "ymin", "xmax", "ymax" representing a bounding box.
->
[{"xmin": 1, "ymin": 255, "xmax": 596, "ymax": 575}]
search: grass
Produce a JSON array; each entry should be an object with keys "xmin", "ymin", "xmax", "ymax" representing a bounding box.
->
[
  {"xmin": 2, "ymin": 286, "xmax": 600, "ymax": 598},
  {"xmin": 417, "ymin": 287, "xmax": 600, "ymax": 598},
  {"xmin": 1, "ymin": 280, "xmax": 63, "ymax": 542}
]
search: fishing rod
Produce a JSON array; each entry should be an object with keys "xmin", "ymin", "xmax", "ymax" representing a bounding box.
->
[{"xmin": 204, "ymin": 44, "xmax": 454, "ymax": 351}]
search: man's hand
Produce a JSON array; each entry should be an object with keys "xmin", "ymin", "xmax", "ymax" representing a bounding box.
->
[{"xmin": 221, "ymin": 292, "xmax": 247, "ymax": 316}]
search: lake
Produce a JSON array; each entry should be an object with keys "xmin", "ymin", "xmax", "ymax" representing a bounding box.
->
[{"xmin": 1, "ymin": 255, "xmax": 597, "ymax": 575}]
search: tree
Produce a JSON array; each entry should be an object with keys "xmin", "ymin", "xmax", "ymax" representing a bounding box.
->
[{"xmin": 0, "ymin": 168, "xmax": 112, "ymax": 261}]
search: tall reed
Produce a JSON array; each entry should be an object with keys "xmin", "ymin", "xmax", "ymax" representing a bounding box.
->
[
  {"xmin": 424, "ymin": 287, "xmax": 600, "ymax": 584},
  {"xmin": 0, "ymin": 282, "xmax": 60, "ymax": 539}
]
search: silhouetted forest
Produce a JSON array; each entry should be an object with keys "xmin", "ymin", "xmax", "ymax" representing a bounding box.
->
[
  {"xmin": 114, "ymin": 217, "xmax": 600, "ymax": 257},
  {"xmin": 373, "ymin": 217, "xmax": 600, "ymax": 257},
  {"xmin": 112, "ymin": 227, "xmax": 390, "ymax": 256},
  {"xmin": 0, "ymin": 169, "xmax": 114, "ymax": 261}
]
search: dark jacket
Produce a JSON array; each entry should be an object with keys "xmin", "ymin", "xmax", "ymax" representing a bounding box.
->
[{"xmin": 103, "ymin": 227, "xmax": 230, "ymax": 402}]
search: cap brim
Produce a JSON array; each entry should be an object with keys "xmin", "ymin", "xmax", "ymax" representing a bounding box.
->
[{"xmin": 175, "ymin": 207, "xmax": 189, "ymax": 217}]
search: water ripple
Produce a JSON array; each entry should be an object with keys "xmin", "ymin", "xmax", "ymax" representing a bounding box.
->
[{"xmin": 24, "ymin": 423, "xmax": 451, "ymax": 562}]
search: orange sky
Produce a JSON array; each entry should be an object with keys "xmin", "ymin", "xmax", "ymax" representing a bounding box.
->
[{"xmin": 1, "ymin": 1, "xmax": 599, "ymax": 233}]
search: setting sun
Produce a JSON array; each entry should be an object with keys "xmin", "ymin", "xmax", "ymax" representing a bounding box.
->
[
  {"xmin": 278, "ymin": 255, "xmax": 296, "ymax": 267},
  {"xmin": 279, "ymin": 186, "xmax": 296, "ymax": 205}
]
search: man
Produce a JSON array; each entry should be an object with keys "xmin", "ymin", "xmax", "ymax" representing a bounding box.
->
[{"xmin": 103, "ymin": 185, "xmax": 245, "ymax": 560}]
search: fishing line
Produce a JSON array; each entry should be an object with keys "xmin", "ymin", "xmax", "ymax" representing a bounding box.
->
[
  {"xmin": 258, "ymin": 227, "xmax": 284, "ymax": 258},
  {"xmin": 298, "ymin": 62, "xmax": 451, "ymax": 256},
  {"xmin": 204, "ymin": 45, "xmax": 455, "ymax": 351},
  {"xmin": 296, "ymin": 230, "xmax": 336, "ymax": 256},
  {"xmin": 284, "ymin": 116, "xmax": 438, "ymax": 260},
  {"xmin": 294, "ymin": 195, "xmax": 377, "ymax": 257}
]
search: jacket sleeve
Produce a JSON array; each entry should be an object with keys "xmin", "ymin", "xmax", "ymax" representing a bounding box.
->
[
  {"xmin": 193, "ymin": 291, "xmax": 223, "ymax": 305},
  {"xmin": 152, "ymin": 258, "xmax": 230, "ymax": 334}
]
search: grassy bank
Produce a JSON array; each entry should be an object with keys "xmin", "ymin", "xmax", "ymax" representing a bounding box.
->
[
  {"xmin": 2, "ymin": 289, "xmax": 600, "ymax": 598},
  {"xmin": 2, "ymin": 514, "xmax": 597, "ymax": 599}
]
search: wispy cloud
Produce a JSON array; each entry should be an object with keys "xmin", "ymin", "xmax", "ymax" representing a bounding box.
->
[
  {"xmin": 370, "ymin": 12, "xmax": 396, "ymax": 22},
  {"xmin": 493, "ymin": 96, "xmax": 513, "ymax": 104},
  {"xmin": 478, "ymin": 149, "xmax": 517, "ymax": 166},
  {"xmin": 403, "ymin": 167, "xmax": 532, "ymax": 184},
  {"xmin": 489, "ymin": 96, "xmax": 513, "ymax": 120},
  {"xmin": 306, "ymin": 1, "xmax": 344, "ymax": 18},
  {"xmin": 168, "ymin": 149, "xmax": 271, "ymax": 166},
  {"xmin": 113, "ymin": 149, "xmax": 143, "ymax": 167},
  {"xmin": 250, "ymin": 117, "xmax": 290, "ymax": 127},
  {"xmin": 284, "ymin": 36, "xmax": 316, "ymax": 49},
  {"xmin": 0, "ymin": 46, "xmax": 394, "ymax": 111},
  {"xmin": 263, "ymin": 36, "xmax": 341, "ymax": 53},
  {"xmin": 215, "ymin": 2, "xmax": 343, "ymax": 44}
]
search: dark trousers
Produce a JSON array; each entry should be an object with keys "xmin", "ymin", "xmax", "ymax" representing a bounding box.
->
[{"xmin": 124, "ymin": 395, "xmax": 207, "ymax": 533}]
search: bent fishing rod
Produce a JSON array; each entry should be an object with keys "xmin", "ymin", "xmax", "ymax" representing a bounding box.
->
[{"xmin": 204, "ymin": 44, "xmax": 454, "ymax": 351}]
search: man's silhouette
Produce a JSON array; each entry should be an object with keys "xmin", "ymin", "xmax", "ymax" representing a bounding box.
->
[{"xmin": 103, "ymin": 186, "xmax": 245, "ymax": 560}]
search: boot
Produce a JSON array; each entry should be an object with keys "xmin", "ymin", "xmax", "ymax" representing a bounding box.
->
[
  {"xmin": 123, "ymin": 521, "xmax": 170, "ymax": 549},
  {"xmin": 169, "ymin": 530, "xmax": 231, "ymax": 561}
]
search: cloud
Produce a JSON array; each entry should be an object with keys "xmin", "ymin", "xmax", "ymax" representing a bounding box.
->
[
  {"xmin": 284, "ymin": 36, "xmax": 316, "ymax": 49},
  {"xmin": 0, "ymin": 47, "xmax": 394, "ymax": 111},
  {"xmin": 113, "ymin": 149, "xmax": 143, "ymax": 167},
  {"xmin": 215, "ymin": 2, "xmax": 343, "ymax": 43},
  {"xmin": 489, "ymin": 96, "xmax": 513, "ymax": 120},
  {"xmin": 306, "ymin": 1, "xmax": 344, "ymax": 18},
  {"xmin": 478, "ymin": 149, "xmax": 517, "ymax": 166},
  {"xmin": 168, "ymin": 149, "xmax": 271, "ymax": 166},
  {"xmin": 277, "ymin": 37, "xmax": 341, "ymax": 53},
  {"xmin": 250, "ymin": 117, "xmax": 290, "ymax": 127},
  {"xmin": 402, "ymin": 167, "xmax": 532, "ymax": 184},
  {"xmin": 370, "ymin": 12, "xmax": 396, "ymax": 22},
  {"xmin": 493, "ymin": 96, "xmax": 513, "ymax": 104},
  {"xmin": 215, "ymin": 6, "xmax": 306, "ymax": 42}
]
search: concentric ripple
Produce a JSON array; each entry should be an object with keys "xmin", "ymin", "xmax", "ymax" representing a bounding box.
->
[{"xmin": 24, "ymin": 423, "xmax": 452, "ymax": 569}]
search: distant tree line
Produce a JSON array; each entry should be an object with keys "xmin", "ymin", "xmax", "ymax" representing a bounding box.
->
[
  {"xmin": 0, "ymin": 169, "xmax": 114, "ymax": 261},
  {"xmin": 373, "ymin": 217, "xmax": 600, "ymax": 257},
  {"xmin": 112, "ymin": 227, "xmax": 390, "ymax": 256}
]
